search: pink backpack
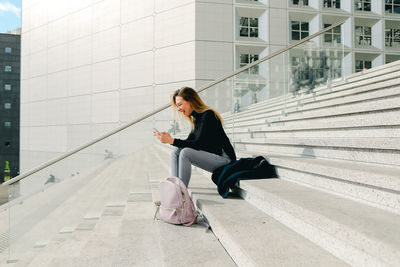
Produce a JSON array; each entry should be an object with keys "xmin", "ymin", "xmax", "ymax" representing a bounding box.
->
[{"xmin": 155, "ymin": 177, "xmax": 198, "ymax": 226}]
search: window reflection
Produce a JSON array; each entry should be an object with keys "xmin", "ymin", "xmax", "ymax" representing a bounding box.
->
[
  {"xmin": 291, "ymin": 21, "xmax": 309, "ymax": 40},
  {"xmin": 240, "ymin": 17, "xmax": 259, "ymax": 38}
]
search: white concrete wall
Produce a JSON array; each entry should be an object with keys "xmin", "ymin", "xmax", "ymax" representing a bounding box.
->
[{"xmin": 20, "ymin": 0, "xmax": 234, "ymax": 183}]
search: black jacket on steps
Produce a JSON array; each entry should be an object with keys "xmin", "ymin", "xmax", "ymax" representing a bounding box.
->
[{"xmin": 211, "ymin": 156, "xmax": 277, "ymax": 198}]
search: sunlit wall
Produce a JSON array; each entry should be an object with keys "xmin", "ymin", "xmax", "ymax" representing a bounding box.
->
[{"xmin": 20, "ymin": 0, "xmax": 234, "ymax": 180}]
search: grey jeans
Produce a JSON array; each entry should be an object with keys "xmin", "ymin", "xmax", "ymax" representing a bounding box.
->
[{"xmin": 171, "ymin": 147, "xmax": 231, "ymax": 187}]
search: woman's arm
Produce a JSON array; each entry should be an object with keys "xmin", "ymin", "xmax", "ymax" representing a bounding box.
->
[{"xmin": 154, "ymin": 128, "xmax": 195, "ymax": 145}]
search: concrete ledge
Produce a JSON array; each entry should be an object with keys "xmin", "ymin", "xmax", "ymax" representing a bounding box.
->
[
  {"xmin": 224, "ymin": 67, "xmax": 400, "ymax": 122},
  {"xmin": 189, "ymin": 174, "xmax": 347, "ymax": 267},
  {"xmin": 234, "ymin": 151, "xmax": 400, "ymax": 212},
  {"xmin": 238, "ymin": 141, "xmax": 400, "ymax": 166},
  {"xmin": 226, "ymin": 76, "xmax": 400, "ymax": 124},
  {"xmin": 228, "ymin": 82, "xmax": 400, "ymax": 125},
  {"xmin": 234, "ymin": 137, "xmax": 400, "ymax": 150},
  {"xmin": 227, "ymin": 95, "xmax": 400, "ymax": 129},
  {"xmin": 227, "ymin": 126, "xmax": 400, "ymax": 139},
  {"xmin": 227, "ymin": 110, "xmax": 400, "ymax": 132},
  {"xmin": 239, "ymin": 179, "xmax": 400, "ymax": 267}
]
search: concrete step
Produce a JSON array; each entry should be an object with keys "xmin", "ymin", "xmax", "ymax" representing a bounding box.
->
[
  {"xmin": 0, "ymin": 161, "xmax": 115, "ymax": 262},
  {"xmin": 233, "ymin": 136, "xmax": 400, "ymax": 166},
  {"xmin": 227, "ymin": 82, "xmax": 400, "ymax": 125},
  {"xmin": 2, "ymin": 150, "xmax": 153, "ymax": 263},
  {"xmin": 271, "ymin": 94, "xmax": 400, "ymax": 124},
  {"xmin": 151, "ymin": 145, "xmax": 348, "ymax": 267},
  {"xmin": 345, "ymin": 59, "xmax": 400, "ymax": 83},
  {"xmin": 226, "ymin": 108, "xmax": 400, "ymax": 133},
  {"xmin": 2, "ymin": 155, "xmax": 134, "ymax": 264},
  {"xmin": 234, "ymin": 137, "xmax": 400, "ymax": 151},
  {"xmin": 224, "ymin": 64, "xmax": 400, "ymax": 122},
  {"xmin": 227, "ymin": 70, "xmax": 400, "ymax": 120},
  {"xmin": 237, "ymin": 150, "xmax": 400, "ymax": 214},
  {"xmin": 9, "ymin": 148, "xmax": 235, "ymax": 267},
  {"xmin": 190, "ymin": 173, "xmax": 347, "ymax": 267},
  {"xmin": 226, "ymin": 94, "xmax": 400, "ymax": 129},
  {"xmin": 234, "ymin": 140, "xmax": 400, "ymax": 166},
  {"xmin": 227, "ymin": 126, "xmax": 400, "ymax": 139},
  {"xmin": 239, "ymin": 178, "xmax": 400, "ymax": 267}
]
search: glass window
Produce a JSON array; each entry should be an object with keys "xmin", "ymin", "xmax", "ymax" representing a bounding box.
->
[
  {"xmin": 291, "ymin": 0, "xmax": 309, "ymax": 6},
  {"xmin": 4, "ymin": 66, "xmax": 12, "ymax": 72},
  {"xmin": 385, "ymin": 0, "xmax": 400, "ymax": 14},
  {"xmin": 4, "ymin": 84, "xmax": 12, "ymax": 91},
  {"xmin": 324, "ymin": 24, "xmax": 341, "ymax": 43},
  {"xmin": 354, "ymin": 0, "xmax": 371, "ymax": 11},
  {"xmin": 291, "ymin": 21, "xmax": 309, "ymax": 40},
  {"xmin": 385, "ymin": 28, "xmax": 400, "ymax": 47},
  {"xmin": 355, "ymin": 60, "xmax": 372, "ymax": 72},
  {"xmin": 4, "ymin": 103, "xmax": 11, "ymax": 109},
  {"xmin": 4, "ymin": 122, "xmax": 11, "ymax": 128},
  {"xmin": 5, "ymin": 47, "xmax": 12, "ymax": 53},
  {"xmin": 240, "ymin": 17, "xmax": 258, "ymax": 38},
  {"xmin": 323, "ymin": 0, "xmax": 340, "ymax": 8},
  {"xmin": 355, "ymin": 26, "xmax": 372, "ymax": 46},
  {"xmin": 240, "ymin": 54, "xmax": 259, "ymax": 74}
]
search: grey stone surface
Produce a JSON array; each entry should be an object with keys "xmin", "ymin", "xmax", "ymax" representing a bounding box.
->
[
  {"xmin": 346, "ymin": 60, "xmax": 400, "ymax": 83},
  {"xmin": 229, "ymin": 94, "xmax": 400, "ymax": 129},
  {"xmin": 228, "ymin": 125, "xmax": 400, "ymax": 139},
  {"xmin": 240, "ymin": 179, "xmax": 400, "ymax": 267},
  {"xmin": 101, "ymin": 207, "xmax": 125, "ymax": 217},
  {"xmin": 235, "ymin": 136, "xmax": 400, "ymax": 150},
  {"xmin": 75, "ymin": 221, "xmax": 97, "ymax": 231},
  {"xmin": 242, "ymin": 141, "xmax": 400, "ymax": 166},
  {"xmin": 2, "ymin": 62, "xmax": 399, "ymax": 266},
  {"xmin": 153, "ymin": 145, "xmax": 347, "ymax": 267},
  {"xmin": 227, "ymin": 110, "xmax": 400, "ymax": 133},
  {"xmin": 224, "ymin": 68, "xmax": 400, "ymax": 123},
  {"xmin": 127, "ymin": 192, "xmax": 153, "ymax": 202},
  {"xmin": 235, "ymin": 151, "xmax": 400, "ymax": 213},
  {"xmin": 1, "ymin": 148, "xmax": 235, "ymax": 266},
  {"xmin": 188, "ymin": 174, "xmax": 347, "ymax": 267},
  {"xmin": 229, "ymin": 81, "xmax": 400, "ymax": 125}
]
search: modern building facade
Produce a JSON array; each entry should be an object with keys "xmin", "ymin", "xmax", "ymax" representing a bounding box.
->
[
  {"xmin": 233, "ymin": 0, "xmax": 400, "ymax": 102},
  {"xmin": 0, "ymin": 32, "xmax": 20, "ymax": 181},
  {"xmin": 20, "ymin": 0, "xmax": 400, "ymax": 183}
]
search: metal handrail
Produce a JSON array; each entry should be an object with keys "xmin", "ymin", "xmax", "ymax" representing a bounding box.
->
[{"xmin": 3, "ymin": 20, "xmax": 346, "ymax": 186}]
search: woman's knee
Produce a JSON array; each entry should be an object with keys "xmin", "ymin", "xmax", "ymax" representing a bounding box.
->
[{"xmin": 179, "ymin": 147, "xmax": 195, "ymax": 161}]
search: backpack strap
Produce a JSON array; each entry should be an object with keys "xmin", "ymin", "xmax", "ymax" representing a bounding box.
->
[
  {"xmin": 195, "ymin": 209, "xmax": 211, "ymax": 231},
  {"xmin": 153, "ymin": 201, "xmax": 161, "ymax": 221},
  {"xmin": 183, "ymin": 213, "xmax": 198, "ymax": 226},
  {"xmin": 182, "ymin": 201, "xmax": 210, "ymax": 231}
]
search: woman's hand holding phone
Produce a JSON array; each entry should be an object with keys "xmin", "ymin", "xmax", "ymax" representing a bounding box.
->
[{"xmin": 153, "ymin": 128, "xmax": 174, "ymax": 144}]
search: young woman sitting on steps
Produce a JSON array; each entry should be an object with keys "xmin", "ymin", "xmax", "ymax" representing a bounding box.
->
[{"xmin": 154, "ymin": 87, "xmax": 236, "ymax": 187}]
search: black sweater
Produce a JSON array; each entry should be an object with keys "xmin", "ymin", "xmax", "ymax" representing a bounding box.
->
[{"xmin": 172, "ymin": 110, "xmax": 236, "ymax": 162}]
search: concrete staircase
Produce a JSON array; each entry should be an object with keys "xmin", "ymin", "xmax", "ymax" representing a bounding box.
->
[
  {"xmin": 0, "ymin": 149, "xmax": 235, "ymax": 267},
  {"xmin": 223, "ymin": 60, "xmax": 400, "ymax": 215},
  {"xmin": 0, "ymin": 61, "xmax": 399, "ymax": 266},
  {"xmin": 154, "ymin": 61, "xmax": 400, "ymax": 266}
]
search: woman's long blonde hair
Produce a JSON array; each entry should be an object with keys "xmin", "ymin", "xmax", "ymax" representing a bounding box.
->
[{"xmin": 172, "ymin": 87, "xmax": 224, "ymax": 126}]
